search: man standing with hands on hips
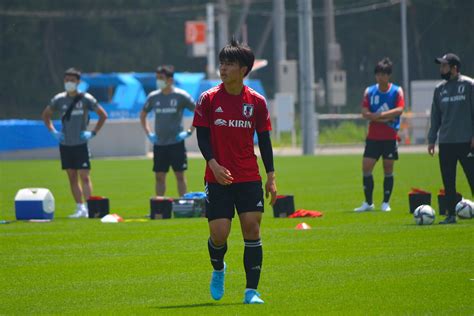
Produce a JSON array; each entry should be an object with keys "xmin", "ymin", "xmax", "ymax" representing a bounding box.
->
[
  {"xmin": 42, "ymin": 67, "xmax": 108, "ymax": 218},
  {"xmin": 140, "ymin": 65, "xmax": 196, "ymax": 197},
  {"xmin": 428, "ymin": 53, "xmax": 474, "ymax": 224}
]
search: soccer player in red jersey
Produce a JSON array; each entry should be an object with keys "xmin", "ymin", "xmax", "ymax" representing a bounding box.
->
[
  {"xmin": 354, "ymin": 58, "xmax": 405, "ymax": 212},
  {"xmin": 193, "ymin": 39, "xmax": 277, "ymax": 304}
]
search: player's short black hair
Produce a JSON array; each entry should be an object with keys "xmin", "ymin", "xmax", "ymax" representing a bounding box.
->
[
  {"xmin": 219, "ymin": 38, "xmax": 255, "ymax": 77},
  {"xmin": 64, "ymin": 67, "xmax": 81, "ymax": 80},
  {"xmin": 156, "ymin": 65, "xmax": 175, "ymax": 78},
  {"xmin": 374, "ymin": 57, "xmax": 393, "ymax": 75}
]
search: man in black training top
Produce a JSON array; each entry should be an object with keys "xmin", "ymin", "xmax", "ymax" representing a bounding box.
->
[{"xmin": 428, "ymin": 53, "xmax": 474, "ymax": 224}]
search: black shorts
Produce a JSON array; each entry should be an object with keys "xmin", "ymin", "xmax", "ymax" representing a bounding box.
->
[
  {"xmin": 153, "ymin": 141, "xmax": 187, "ymax": 173},
  {"xmin": 363, "ymin": 139, "xmax": 399, "ymax": 160},
  {"xmin": 205, "ymin": 181, "xmax": 264, "ymax": 221},
  {"xmin": 59, "ymin": 143, "xmax": 91, "ymax": 170}
]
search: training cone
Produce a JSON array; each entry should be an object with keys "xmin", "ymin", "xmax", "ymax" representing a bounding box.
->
[
  {"xmin": 101, "ymin": 213, "xmax": 123, "ymax": 223},
  {"xmin": 295, "ymin": 222, "xmax": 312, "ymax": 230}
]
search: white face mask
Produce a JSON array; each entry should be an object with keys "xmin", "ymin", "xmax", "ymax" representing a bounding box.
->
[
  {"xmin": 156, "ymin": 79, "xmax": 167, "ymax": 89},
  {"xmin": 64, "ymin": 82, "xmax": 78, "ymax": 93}
]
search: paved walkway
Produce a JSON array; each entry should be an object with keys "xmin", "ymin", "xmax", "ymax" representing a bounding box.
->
[{"xmin": 186, "ymin": 144, "xmax": 428, "ymax": 158}]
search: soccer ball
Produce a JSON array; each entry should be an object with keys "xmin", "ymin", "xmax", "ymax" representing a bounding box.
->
[
  {"xmin": 413, "ymin": 205, "xmax": 435, "ymax": 225},
  {"xmin": 455, "ymin": 199, "xmax": 474, "ymax": 219}
]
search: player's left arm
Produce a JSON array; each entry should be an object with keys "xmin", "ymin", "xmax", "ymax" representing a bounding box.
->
[
  {"xmin": 183, "ymin": 93, "xmax": 197, "ymax": 135},
  {"xmin": 375, "ymin": 107, "xmax": 403, "ymax": 120},
  {"xmin": 257, "ymin": 131, "xmax": 277, "ymax": 205},
  {"xmin": 256, "ymin": 99, "xmax": 277, "ymax": 205},
  {"xmin": 91, "ymin": 104, "xmax": 107, "ymax": 135},
  {"xmin": 375, "ymin": 87, "xmax": 405, "ymax": 121}
]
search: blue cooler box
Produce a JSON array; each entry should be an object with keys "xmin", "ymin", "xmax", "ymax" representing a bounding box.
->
[{"xmin": 15, "ymin": 188, "xmax": 55, "ymax": 220}]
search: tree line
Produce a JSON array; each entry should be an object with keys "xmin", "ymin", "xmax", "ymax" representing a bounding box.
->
[{"xmin": 0, "ymin": 0, "xmax": 472, "ymax": 118}]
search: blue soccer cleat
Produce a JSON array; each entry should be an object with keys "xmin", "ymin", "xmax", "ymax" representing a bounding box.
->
[
  {"xmin": 243, "ymin": 289, "xmax": 264, "ymax": 304},
  {"xmin": 210, "ymin": 262, "xmax": 226, "ymax": 300}
]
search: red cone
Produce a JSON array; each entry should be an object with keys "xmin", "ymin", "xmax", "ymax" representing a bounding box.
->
[{"xmin": 295, "ymin": 222, "xmax": 312, "ymax": 230}]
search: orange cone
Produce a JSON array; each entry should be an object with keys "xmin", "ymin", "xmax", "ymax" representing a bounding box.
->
[{"xmin": 295, "ymin": 222, "xmax": 312, "ymax": 230}]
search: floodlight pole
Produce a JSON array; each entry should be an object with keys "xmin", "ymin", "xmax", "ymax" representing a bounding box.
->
[
  {"xmin": 298, "ymin": 0, "xmax": 316, "ymax": 155},
  {"xmin": 206, "ymin": 3, "xmax": 216, "ymax": 79},
  {"xmin": 217, "ymin": 0, "xmax": 229, "ymax": 49},
  {"xmin": 324, "ymin": 0, "xmax": 335, "ymax": 110},
  {"xmin": 401, "ymin": 0, "xmax": 410, "ymax": 108},
  {"xmin": 273, "ymin": 0, "xmax": 286, "ymax": 94}
]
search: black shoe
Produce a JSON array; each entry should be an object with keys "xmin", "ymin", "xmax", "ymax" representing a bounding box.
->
[{"xmin": 439, "ymin": 215, "xmax": 457, "ymax": 224}]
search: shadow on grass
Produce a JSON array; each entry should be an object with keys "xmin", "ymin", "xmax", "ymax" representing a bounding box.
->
[{"xmin": 155, "ymin": 302, "xmax": 243, "ymax": 309}]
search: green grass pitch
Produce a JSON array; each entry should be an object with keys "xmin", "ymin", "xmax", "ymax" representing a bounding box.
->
[{"xmin": 0, "ymin": 154, "xmax": 472, "ymax": 314}]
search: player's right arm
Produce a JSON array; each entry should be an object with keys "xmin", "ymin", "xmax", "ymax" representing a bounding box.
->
[
  {"xmin": 193, "ymin": 92, "xmax": 233, "ymax": 185},
  {"xmin": 42, "ymin": 104, "xmax": 64, "ymax": 141},
  {"xmin": 140, "ymin": 96, "xmax": 157, "ymax": 143},
  {"xmin": 427, "ymin": 86, "xmax": 442, "ymax": 156},
  {"xmin": 362, "ymin": 107, "xmax": 377, "ymax": 121},
  {"xmin": 41, "ymin": 105, "xmax": 55, "ymax": 132},
  {"xmin": 361, "ymin": 88, "xmax": 378, "ymax": 121},
  {"xmin": 196, "ymin": 127, "xmax": 233, "ymax": 185},
  {"xmin": 139, "ymin": 110, "xmax": 151, "ymax": 135}
]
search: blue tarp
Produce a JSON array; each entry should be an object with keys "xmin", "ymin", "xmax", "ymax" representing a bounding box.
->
[
  {"xmin": 0, "ymin": 120, "xmax": 62, "ymax": 152},
  {"xmin": 80, "ymin": 73, "xmax": 146, "ymax": 119}
]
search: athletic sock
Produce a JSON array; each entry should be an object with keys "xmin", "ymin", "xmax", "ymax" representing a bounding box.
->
[
  {"xmin": 244, "ymin": 239, "xmax": 263, "ymax": 289},
  {"xmin": 383, "ymin": 174, "xmax": 394, "ymax": 203},
  {"xmin": 208, "ymin": 238, "xmax": 227, "ymax": 271},
  {"xmin": 363, "ymin": 174, "xmax": 374, "ymax": 205}
]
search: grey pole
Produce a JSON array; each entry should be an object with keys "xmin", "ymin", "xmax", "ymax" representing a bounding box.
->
[
  {"xmin": 217, "ymin": 0, "xmax": 229, "ymax": 49},
  {"xmin": 234, "ymin": 0, "xmax": 251, "ymax": 42},
  {"xmin": 273, "ymin": 0, "xmax": 286, "ymax": 94},
  {"xmin": 324, "ymin": 0, "xmax": 335, "ymax": 109},
  {"xmin": 206, "ymin": 3, "xmax": 216, "ymax": 79},
  {"xmin": 298, "ymin": 0, "xmax": 316, "ymax": 155},
  {"xmin": 401, "ymin": 0, "xmax": 410, "ymax": 108}
]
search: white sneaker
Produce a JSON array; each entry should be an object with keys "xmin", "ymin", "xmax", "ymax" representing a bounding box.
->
[
  {"xmin": 354, "ymin": 202, "xmax": 374, "ymax": 212},
  {"xmin": 381, "ymin": 202, "xmax": 391, "ymax": 212},
  {"xmin": 69, "ymin": 209, "xmax": 88, "ymax": 218}
]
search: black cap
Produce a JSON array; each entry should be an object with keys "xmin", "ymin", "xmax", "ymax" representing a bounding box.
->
[
  {"xmin": 435, "ymin": 53, "xmax": 461, "ymax": 68},
  {"xmin": 156, "ymin": 65, "xmax": 174, "ymax": 78},
  {"xmin": 64, "ymin": 67, "xmax": 81, "ymax": 79}
]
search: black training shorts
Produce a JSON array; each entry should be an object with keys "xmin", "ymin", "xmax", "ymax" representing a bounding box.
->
[
  {"xmin": 59, "ymin": 143, "xmax": 91, "ymax": 170},
  {"xmin": 363, "ymin": 139, "xmax": 399, "ymax": 160},
  {"xmin": 153, "ymin": 141, "xmax": 188, "ymax": 173},
  {"xmin": 205, "ymin": 181, "xmax": 264, "ymax": 221}
]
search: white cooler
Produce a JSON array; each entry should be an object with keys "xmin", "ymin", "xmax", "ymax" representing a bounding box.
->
[{"xmin": 15, "ymin": 188, "xmax": 55, "ymax": 220}]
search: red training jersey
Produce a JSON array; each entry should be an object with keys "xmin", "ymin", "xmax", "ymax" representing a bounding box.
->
[
  {"xmin": 362, "ymin": 83, "xmax": 405, "ymax": 140},
  {"xmin": 193, "ymin": 83, "xmax": 272, "ymax": 183}
]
